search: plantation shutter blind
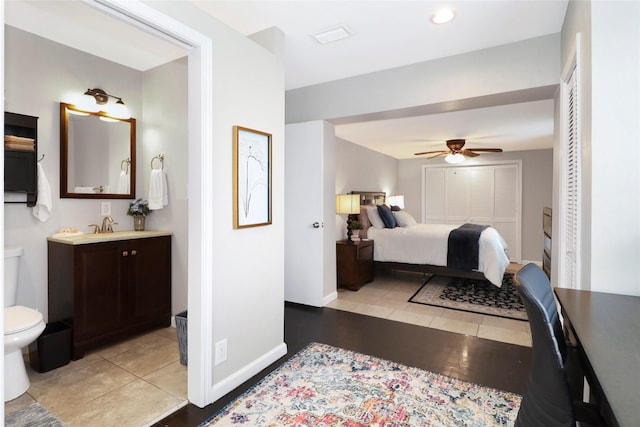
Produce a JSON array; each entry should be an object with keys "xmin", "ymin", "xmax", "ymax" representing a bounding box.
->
[{"xmin": 564, "ymin": 66, "xmax": 580, "ymax": 289}]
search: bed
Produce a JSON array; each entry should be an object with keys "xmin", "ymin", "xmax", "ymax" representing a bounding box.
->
[{"xmin": 352, "ymin": 191, "xmax": 510, "ymax": 288}]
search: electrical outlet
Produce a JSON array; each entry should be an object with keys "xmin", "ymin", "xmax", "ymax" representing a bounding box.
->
[
  {"xmin": 100, "ymin": 202, "xmax": 111, "ymax": 216},
  {"xmin": 215, "ymin": 339, "xmax": 227, "ymax": 365}
]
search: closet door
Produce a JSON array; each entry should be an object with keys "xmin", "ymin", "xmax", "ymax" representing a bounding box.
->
[{"xmin": 423, "ymin": 163, "xmax": 521, "ymax": 262}]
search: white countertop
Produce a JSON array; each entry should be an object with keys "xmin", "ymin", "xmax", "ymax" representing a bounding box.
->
[{"xmin": 47, "ymin": 230, "xmax": 172, "ymax": 245}]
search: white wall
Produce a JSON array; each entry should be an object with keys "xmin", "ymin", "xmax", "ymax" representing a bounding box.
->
[
  {"xmin": 335, "ymin": 137, "xmax": 399, "ymax": 240},
  {"xmin": 561, "ymin": 0, "xmax": 640, "ymax": 296},
  {"xmin": 142, "ymin": 57, "xmax": 189, "ymax": 314},
  {"xmin": 398, "ymin": 150, "xmax": 553, "ymax": 263},
  {"xmin": 145, "ymin": 1, "xmax": 287, "ymax": 393}
]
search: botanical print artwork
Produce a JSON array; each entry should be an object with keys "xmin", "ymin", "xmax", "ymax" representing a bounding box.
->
[{"xmin": 234, "ymin": 126, "xmax": 271, "ymax": 228}]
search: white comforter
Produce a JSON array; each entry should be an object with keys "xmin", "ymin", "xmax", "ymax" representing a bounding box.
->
[{"xmin": 366, "ymin": 224, "xmax": 510, "ymax": 287}]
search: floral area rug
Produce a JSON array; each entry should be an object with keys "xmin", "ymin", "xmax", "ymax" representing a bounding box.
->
[
  {"xmin": 201, "ymin": 342, "xmax": 521, "ymax": 426},
  {"xmin": 409, "ymin": 273, "xmax": 527, "ymax": 321}
]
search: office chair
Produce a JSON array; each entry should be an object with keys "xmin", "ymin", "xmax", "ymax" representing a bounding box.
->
[{"xmin": 514, "ymin": 263, "xmax": 603, "ymax": 427}]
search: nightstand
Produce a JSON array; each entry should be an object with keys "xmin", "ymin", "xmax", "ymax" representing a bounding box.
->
[{"xmin": 336, "ymin": 239, "xmax": 374, "ymax": 291}]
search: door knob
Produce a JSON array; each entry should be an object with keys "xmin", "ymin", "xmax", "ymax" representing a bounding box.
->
[{"xmin": 312, "ymin": 222, "xmax": 320, "ymax": 228}]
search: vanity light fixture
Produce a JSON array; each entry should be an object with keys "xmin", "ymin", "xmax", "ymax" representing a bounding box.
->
[
  {"xmin": 431, "ymin": 7, "xmax": 455, "ymax": 24},
  {"xmin": 78, "ymin": 88, "xmax": 130, "ymax": 120}
]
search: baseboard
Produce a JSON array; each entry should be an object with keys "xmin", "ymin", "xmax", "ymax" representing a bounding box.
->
[
  {"xmin": 210, "ymin": 342, "xmax": 287, "ymax": 402},
  {"xmin": 323, "ymin": 291, "xmax": 338, "ymax": 306},
  {"xmin": 521, "ymin": 259, "xmax": 542, "ymax": 267}
]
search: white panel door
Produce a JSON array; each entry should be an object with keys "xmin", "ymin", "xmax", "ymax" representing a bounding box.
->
[
  {"xmin": 445, "ymin": 168, "xmax": 468, "ymax": 225},
  {"xmin": 285, "ymin": 122, "xmax": 330, "ymax": 306},
  {"xmin": 422, "ymin": 162, "xmax": 521, "ymax": 262},
  {"xmin": 468, "ymin": 167, "xmax": 493, "ymax": 224},
  {"xmin": 423, "ymin": 168, "xmax": 445, "ymax": 223}
]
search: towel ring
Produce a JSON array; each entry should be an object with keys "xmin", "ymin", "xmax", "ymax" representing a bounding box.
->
[
  {"xmin": 151, "ymin": 154, "xmax": 164, "ymax": 170},
  {"xmin": 120, "ymin": 157, "xmax": 131, "ymax": 173}
]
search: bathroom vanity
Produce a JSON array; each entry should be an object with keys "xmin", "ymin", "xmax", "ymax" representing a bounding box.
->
[{"xmin": 47, "ymin": 231, "xmax": 171, "ymax": 359}]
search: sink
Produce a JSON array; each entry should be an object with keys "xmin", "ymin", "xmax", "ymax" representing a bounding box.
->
[{"xmin": 48, "ymin": 230, "xmax": 172, "ymax": 245}]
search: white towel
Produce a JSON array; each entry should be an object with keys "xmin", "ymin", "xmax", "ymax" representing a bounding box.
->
[
  {"xmin": 162, "ymin": 168, "xmax": 169, "ymax": 207},
  {"xmin": 117, "ymin": 170, "xmax": 129, "ymax": 194},
  {"xmin": 148, "ymin": 169, "xmax": 164, "ymax": 210},
  {"xmin": 32, "ymin": 163, "xmax": 52, "ymax": 222}
]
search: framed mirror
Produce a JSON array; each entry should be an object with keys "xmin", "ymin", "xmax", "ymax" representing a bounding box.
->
[{"xmin": 60, "ymin": 102, "xmax": 136, "ymax": 199}]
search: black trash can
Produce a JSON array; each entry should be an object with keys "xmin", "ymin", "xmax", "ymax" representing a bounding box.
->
[
  {"xmin": 29, "ymin": 321, "xmax": 72, "ymax": 373},
  {"xmin": 175, "ymin": 311, "xmax": 187, "ymax": 366}
]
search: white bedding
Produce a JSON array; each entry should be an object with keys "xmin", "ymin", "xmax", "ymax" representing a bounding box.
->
[{"xmin": 366, "ymin": 223, "xmax": 510, "ymax": 287}]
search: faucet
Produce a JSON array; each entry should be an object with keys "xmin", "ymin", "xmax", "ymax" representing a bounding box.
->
[{"xmin": 100, "ymin": 216, "xmax": 118, "ymax": 233}]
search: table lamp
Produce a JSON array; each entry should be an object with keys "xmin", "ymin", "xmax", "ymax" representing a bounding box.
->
[{"xmin": 336, "ymin": 194, "xmax": 360, "ymax": 243}]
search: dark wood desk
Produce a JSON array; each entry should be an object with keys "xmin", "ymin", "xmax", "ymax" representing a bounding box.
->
[{"xmin": 554, "ymin": 288, "xmax": 640, "ymax": 427}]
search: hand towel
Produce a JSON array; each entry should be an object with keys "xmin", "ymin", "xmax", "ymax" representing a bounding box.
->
[
  {"xmin": 117, "ymin": 170, "xmax": 129, "ymax": 194},
  {"xmin": 32, "ymin": 163, "xmax": 52, "ymax": 222},
  {"xmin": 148, "ymin": 169, "xmax": 164, "ymax": 210},
  {"xmin": 162, "ymin": 168, "xmax": 169, "ymax": 207}
]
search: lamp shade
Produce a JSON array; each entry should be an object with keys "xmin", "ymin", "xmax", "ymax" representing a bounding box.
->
[
  {"xmin": 445, "ymin": 153, "xmax": 465, "ymax": 164},
  {"xmin": 336, "ymin": 194, "xmax": 360, "ymax": 214},
  {"xmin": 387, "ymin": 195, "xmax": 405, "ymax": 209}
]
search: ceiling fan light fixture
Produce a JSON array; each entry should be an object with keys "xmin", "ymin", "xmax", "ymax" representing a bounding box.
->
[
  {"xmin": 431, "ymin": 8, "xmax": 455, "ymax": 24},
  {"xmin": 445, "ymin": 153, "xmax": 465, "ymax": 164}
]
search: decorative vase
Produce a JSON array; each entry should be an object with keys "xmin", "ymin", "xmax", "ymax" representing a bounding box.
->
[
  {"xmin": 352, "ymin": 230, "xmax": 361, "ymax": 241},
  {"xmin": 133, "ymin": 215, "xmax": 146, "ymax": 231}
]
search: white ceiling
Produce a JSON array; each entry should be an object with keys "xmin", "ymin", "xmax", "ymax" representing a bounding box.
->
[{"xmin": 4, "ymin": 0, "xmax": 569, "ymax": 159}]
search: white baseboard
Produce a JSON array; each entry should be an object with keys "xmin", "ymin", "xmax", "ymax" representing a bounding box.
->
[
  {"xmin": 323, "ymin": 291, "xmax": 338, "ymax": 306},
  {"xmin": 210, "ymin": 342, "xmax": 287, "ymax": 402},
  {"xmin": 521, "ymin": 259, "xmax": 542, "ymax": 267}
]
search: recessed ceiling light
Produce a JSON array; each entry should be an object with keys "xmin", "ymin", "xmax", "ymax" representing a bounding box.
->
[
  {"xmin": 431, "ymin": 8, "xmax": 455, "ymax": 24},
  {"xmin": 312, "ymin": 26, "xmax": 351, "ymax": 45}
]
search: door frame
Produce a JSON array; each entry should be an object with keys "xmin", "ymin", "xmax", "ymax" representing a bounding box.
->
[{"xmin": 75, "ymin": 0, "xmax": 215, "ymax": 407}]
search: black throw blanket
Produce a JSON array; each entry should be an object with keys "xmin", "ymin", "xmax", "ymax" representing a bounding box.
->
[{"xmin": 447, "ymin": 223, "xmax": 489, "ymax": 271}]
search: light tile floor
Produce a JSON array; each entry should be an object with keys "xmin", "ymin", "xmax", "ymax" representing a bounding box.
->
[
  {"xmin": 5, "ymin": 327, "xmax": 187, "ymax": 427},
  {"xmin": 326, "ymin": 265, "xmax": 532, "ymax": 348}
]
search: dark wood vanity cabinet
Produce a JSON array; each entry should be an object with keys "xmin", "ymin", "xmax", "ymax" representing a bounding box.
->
[{"xmin": 48, "ymin": 235, "xmax": 171, "ymax": 359}]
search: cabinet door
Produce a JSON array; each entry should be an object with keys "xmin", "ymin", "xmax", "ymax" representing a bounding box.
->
[
  {"xmin": 128, "ymin": 237, "xmax": 171, "ymax": 328},
  {"xmin": 74, "ymin": 241, "xmax": 129, "ymax": 341}
]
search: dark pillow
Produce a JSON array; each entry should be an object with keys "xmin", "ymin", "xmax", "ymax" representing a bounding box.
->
[{"xmin": 377, "ymin": 205, "xmax": 397, "ymax": 228}]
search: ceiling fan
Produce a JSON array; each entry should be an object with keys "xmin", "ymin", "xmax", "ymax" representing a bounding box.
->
[{"xmin": 414, "ymin": 139, "xmax": 503, "ymax": 163}]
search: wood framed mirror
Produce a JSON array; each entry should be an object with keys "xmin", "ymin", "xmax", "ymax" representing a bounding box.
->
[{"xmin": 60, "ymin": 102, "xmax": 136, "ymax": 199}]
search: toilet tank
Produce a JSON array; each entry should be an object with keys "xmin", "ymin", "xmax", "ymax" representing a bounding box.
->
[{"xmin": 4, "ymin": 247, "xmax": 23, "ymax": 307}]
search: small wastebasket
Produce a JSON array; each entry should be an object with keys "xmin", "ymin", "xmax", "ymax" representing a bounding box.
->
[
  {"xmin": 175, "ymin": 311, "xmax": 187, "ymax": 366},
  {"xmin": 29, "ymin": 321, "xmax": 72, "ymax": 373}
]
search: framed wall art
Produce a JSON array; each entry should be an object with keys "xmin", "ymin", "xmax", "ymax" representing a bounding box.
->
[{"xmin": 233, "ymin": 126, "xmax": 272, "ymax": 228}]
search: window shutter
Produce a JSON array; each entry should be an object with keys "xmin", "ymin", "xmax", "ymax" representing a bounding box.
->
[{"xmin": 564, "ymin": 67, "xmax": 580, "ymax": 289}]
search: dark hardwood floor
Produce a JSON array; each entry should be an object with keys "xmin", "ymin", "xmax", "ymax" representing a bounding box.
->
[{"xmin": 153, "ymin": 303, "xmax": 532, "ymax": 426}]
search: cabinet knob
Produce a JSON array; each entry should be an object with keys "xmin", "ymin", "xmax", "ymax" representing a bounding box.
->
[
  {"xmin": 122, "ymin": 251, "xmax": 128, "ymax": 257},
  {"xmin": 131, "ymin": 250, "xmax": 137, "ymax": 256},
  {"xmin": 312, "ymin": 222, "xmax": 320, "ymax": 228}
]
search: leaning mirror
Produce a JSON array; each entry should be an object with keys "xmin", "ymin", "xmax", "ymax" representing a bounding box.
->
[{"xmin": 60, "ymin": 102, "xmax": 136, "ymax": 199}]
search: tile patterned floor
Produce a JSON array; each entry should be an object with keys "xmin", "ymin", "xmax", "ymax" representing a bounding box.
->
[
  {"xmin": 4, "ymin": 327, "xmax": 187, "ymax": 427},
  {"xmin": 326, "ymin": 264, "xmax": 532, "ymax": 348}
]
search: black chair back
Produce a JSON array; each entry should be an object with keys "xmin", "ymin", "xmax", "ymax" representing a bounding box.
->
[{"xmin": 514, "ymin": 263, "xmax": 575, "ymax": 427}]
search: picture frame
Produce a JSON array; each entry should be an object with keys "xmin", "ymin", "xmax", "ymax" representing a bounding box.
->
[{"xmin": 233, "ymin": 126, "xmax": 272, "ymax": 228}]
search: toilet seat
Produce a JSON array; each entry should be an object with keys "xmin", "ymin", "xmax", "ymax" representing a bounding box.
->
[{"xmin": 4, "ymin": 306, "xmax": 43, "ymax": 335}]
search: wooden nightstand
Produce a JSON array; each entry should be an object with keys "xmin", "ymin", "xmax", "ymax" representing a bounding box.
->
[{"xmin": 336, "ymin": 239, "xmax": 374, "ymax": 291}]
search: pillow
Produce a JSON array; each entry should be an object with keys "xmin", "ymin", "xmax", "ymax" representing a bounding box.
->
[
  {"xmin": 365, "ymin": 205, "xmax": 385, "ymax": 229},
  {"xmin": 393, "ymin": 210, "xmax": 417, "ymax": 227},
  {"xmin": 377, "ymin": 204, "xmax": 397, "ymax": 228}
]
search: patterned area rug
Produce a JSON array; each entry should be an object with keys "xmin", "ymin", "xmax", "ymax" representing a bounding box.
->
[
  {"xmin": 5, "ymin": 403, "xmax": 66, "ymax": 427},
  {"xmin": 409, "ymin": 273, "xmax": 527, "ymax": 321},
  {"xmin": 201, "ymin": 342, "xmax": 521, "ymax": 426}
]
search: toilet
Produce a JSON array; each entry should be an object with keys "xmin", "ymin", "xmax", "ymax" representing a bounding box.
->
[{"xmin": 4, "ymin": 247, "xmax": 45, "ymax": 402}]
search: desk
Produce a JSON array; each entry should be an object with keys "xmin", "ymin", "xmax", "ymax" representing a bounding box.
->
[{"xmin": 554, "ymin": 288, "xmax": 640, "ymax": 427}]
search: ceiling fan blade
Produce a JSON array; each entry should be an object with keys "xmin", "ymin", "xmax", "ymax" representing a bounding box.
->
[
  {"xmin": 466, "ymin": 148, "xmax": 503, "ymax": 152},
  {"xmin": 427, "ymin": 153, "xmax": 447, "ymax": 160},
  {"xmin": 414, "ymin": 150, "xmax": 447, "ymax": 156},
  {"xmin": 461, "ymin": 149, "xmax": 480, "ymax": 157}
]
